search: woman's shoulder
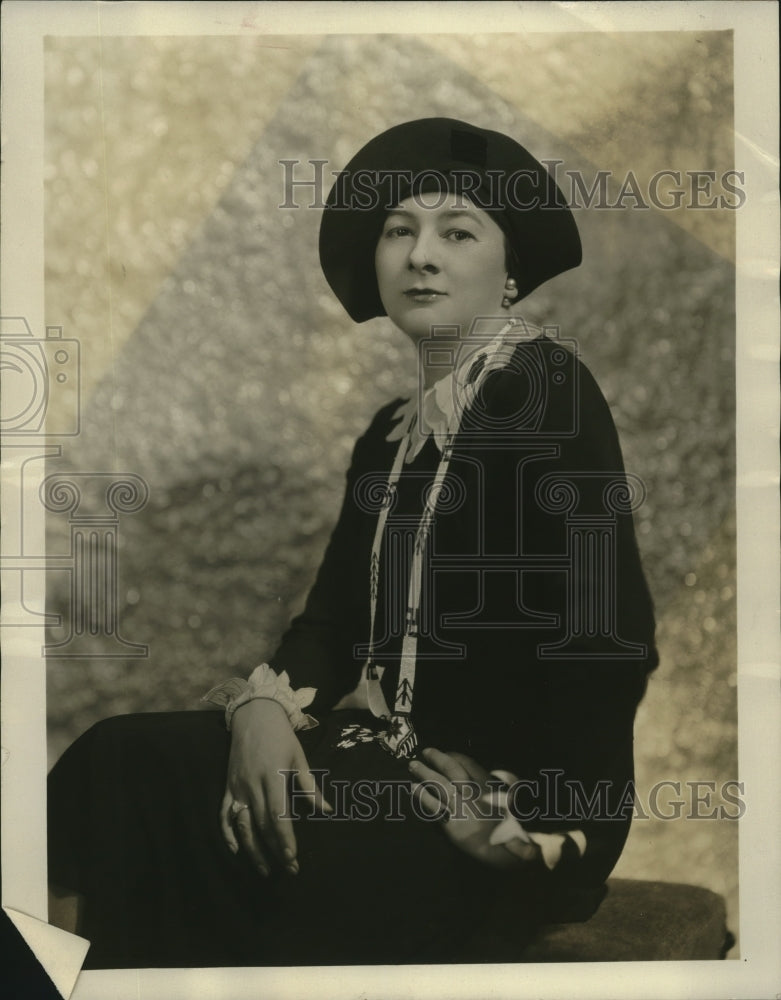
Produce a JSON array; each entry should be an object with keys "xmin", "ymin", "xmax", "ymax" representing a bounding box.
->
[
  {"xmin": 346, "ymin": 396, "xmax": 410, "ymax": 466},
  {"xmin": 366, "ymin": 396, "xmax": 411, "ymax": 437},
  {"xmin": 493, "ymin": 331, "xmax": 603, "ymax": 393},
  {"xmin": 473, "ymin": 332, "xmax": 611, "ymax": 436}
]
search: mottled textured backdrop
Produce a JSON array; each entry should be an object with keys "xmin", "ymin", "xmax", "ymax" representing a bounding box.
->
[{"xmin": 43, "ymin": 33, "xmax": 737, "ymax": 947}]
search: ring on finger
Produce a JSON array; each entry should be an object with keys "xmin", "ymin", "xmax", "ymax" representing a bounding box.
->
[{"xmin": 230, "ymin": 801, "xmax": 250, "ymax": 819}]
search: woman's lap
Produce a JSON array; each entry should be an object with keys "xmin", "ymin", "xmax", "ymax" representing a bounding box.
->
[{"xmin": 48, "ymin": 709, "xmax": 530, "ymax": 967}]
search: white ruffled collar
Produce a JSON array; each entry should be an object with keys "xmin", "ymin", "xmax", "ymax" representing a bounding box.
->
[{"xmin": 386, "ymin": 317, "xmax": 541, "ymax": 462}]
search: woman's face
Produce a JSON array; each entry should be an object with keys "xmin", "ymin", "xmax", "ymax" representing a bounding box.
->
[{"xmin": 374, "ymin": 193, "xmax": 511, "ymax": 343}]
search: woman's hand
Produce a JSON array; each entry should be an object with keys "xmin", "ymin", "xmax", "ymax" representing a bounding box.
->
[
  {"xmin": 409, "ymin": 747, "xmax": 539, "ymax": 869},
  {"xmin": 220, "ymin": 699, "xmax": 331, "ymax": 877}
]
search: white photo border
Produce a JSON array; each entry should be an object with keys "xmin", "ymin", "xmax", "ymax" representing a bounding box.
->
[{"xmin": 1, "ymin": 2, "xmax": 779, "ymax": 998}]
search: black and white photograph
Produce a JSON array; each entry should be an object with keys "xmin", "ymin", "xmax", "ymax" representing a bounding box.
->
[{"xmin": 1, "ymin": 3, "xmax": 779, "ymax": 998}]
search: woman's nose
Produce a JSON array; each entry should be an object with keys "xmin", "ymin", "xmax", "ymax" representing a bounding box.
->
[{"xmin": 407, "ymin": 234, "xmax": 440, "ymax": 272}]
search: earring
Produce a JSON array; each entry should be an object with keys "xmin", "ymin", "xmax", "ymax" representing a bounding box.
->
[{"xmin": 501, "ymin": 278, "xmax": 518, "ymax": 309}]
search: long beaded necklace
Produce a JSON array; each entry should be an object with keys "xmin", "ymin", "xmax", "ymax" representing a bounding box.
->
[{"xmin": 363, "ymin": 319, "xmax": 525, "ymax": 758}]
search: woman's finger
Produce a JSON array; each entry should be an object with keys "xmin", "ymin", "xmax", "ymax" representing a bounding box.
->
[
  {"xmin": 408, "ymin": 760, "xmax": 453, "ymax": 812},
  {"xmin": 293, "ymin": 754, "xmax": 334, "ymax": 816},
  {"xmin": 310, "ymin": 783, "xmax": 333, "ymax": 816},
  {"xmin": 503, "ymin": 838, "xmax": 539, "ymax": 863},
  {"xmin": 419, "ymin": 747, "xmax": 471, "ymax": 784},
  {"xmin": 407, "ymin": 756, "xmax": 448, "ymax": 793},
  {"xmin": 234, "ymin": 790, "xmax": 271, "ymax": 877},
  {"xmin": 261, "ymin": 768, "xmax": 299, "ymax": 874},
  {"xmin": 446, "ymin": 751, "xmax": 492, "ymax": 785},
  {"xmin": 219, "ymin": 789, "xmax": 240, "ymax": 854},
  {"xmin": 410, "ymin": 781, "xmax": 449, "ymax": 820},
  {"xmin": 410, "ymin": 754, "xmax": 487, "ymax": 821}
]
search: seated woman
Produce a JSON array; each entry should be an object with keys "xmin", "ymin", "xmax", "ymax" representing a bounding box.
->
[{"xmin": 48, "ymin": 118, "xmax": 658, "ymax": 968}]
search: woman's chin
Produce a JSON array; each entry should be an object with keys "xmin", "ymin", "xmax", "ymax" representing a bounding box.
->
[{"xmin": 390, "ymin": 312, "xmax": 461, "ymax": 344}]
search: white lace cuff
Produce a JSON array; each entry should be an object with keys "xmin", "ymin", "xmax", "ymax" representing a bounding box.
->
[
  {"xmin": 201, "ymin": 663, "xmax": 318, "ymax": 732},
  {"xmin": 481, "ymin": 769, "xmax": 587, "ymax": 870}
]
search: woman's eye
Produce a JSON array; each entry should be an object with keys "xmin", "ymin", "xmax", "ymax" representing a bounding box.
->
[
  {"xmin": 446, "ymin": 229, "xmax": 476, "ymax": 242},
  {"xmin": 384, "ymin": 225, "xmax": 412, "ymax": 238}
]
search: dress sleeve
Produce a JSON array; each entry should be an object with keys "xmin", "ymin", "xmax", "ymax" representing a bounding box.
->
[
  {"xmin": 268, "ymin": 400, "xmax": 404, "ymax": 714},
  {"xmin": 456, "ymin": 341, "xmax": 658, "ymax": 907}
]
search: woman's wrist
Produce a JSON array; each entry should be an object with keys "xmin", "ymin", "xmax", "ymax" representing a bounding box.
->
[
  {"xmin": 231, "ymin": 697, "xmax": 288, "ymax": 730},
  {"xmin": 201, "ymin": 663, "xmax": 319, "ymax": 733}
]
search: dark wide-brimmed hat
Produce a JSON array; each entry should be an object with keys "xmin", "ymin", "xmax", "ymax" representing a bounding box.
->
[{"xmin": 318, "ymin": 118, "xmax": 581, "ymax": 323}]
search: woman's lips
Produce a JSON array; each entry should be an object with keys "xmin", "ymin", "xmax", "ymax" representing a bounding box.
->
[{"xmin": 404, "ymin": 288, "xmax": 446, "ymax": 302}]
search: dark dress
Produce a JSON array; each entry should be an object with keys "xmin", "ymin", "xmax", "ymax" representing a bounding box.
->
[{"xmin": 48, "ymin": 335, "xmax": 658, "ymax": 968}]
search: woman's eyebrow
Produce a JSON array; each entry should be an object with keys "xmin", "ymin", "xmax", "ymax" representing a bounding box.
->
[{"xmin": 385, "ymin": 208, "xmax": 486, "ymax": 227}]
